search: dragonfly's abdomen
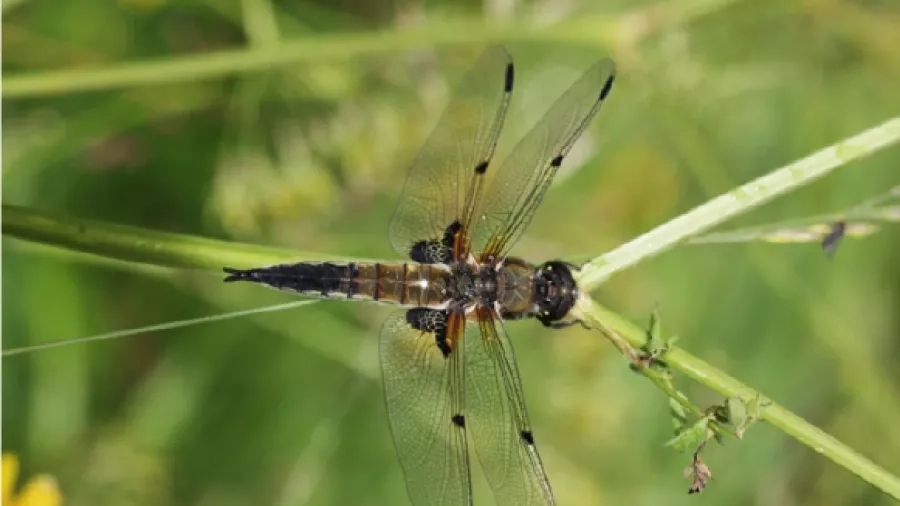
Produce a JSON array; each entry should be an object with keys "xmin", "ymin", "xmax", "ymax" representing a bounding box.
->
[{"xmin": 223, "ymin": 262, "xmax": 449, "ymax": 307}]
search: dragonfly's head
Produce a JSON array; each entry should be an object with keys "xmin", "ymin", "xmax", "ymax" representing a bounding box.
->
[{"xmin": 533, "ymin": 261, "xmax": 579, "ymax": 326}]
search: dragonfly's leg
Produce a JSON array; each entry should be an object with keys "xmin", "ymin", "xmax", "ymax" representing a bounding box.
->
[{"xmin": 541, "ymin": 300, "xmax": 646, "ymax": 366}]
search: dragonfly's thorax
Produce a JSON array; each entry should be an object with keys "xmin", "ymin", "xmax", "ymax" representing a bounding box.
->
[
  {"xmin": 444, "ymin": 261, "xmax": 498, "ymax": 310},
  {"xmin": 444, "ymin": 257, "xmax": 534, "ymax": 311},
  {"xmin": 492, "ymin": 257, "xmax": 536, "ymax": 316},
  {"xmin": 445, "ymin": 262, "xmax": 476, "ymax": 302},
  {"xmin": 439, "ymin": 257, "xmax": 579, "ymax": 324}
]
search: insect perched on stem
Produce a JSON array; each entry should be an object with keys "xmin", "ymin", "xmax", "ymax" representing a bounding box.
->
[{"xmin": 224, "ymin": 45, "xmax": 615, "ymax": 505}]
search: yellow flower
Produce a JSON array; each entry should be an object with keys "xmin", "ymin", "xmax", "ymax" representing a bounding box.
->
[{"xmin": 2, "ymin": 453, "xmax": 63, "ymax": 506}]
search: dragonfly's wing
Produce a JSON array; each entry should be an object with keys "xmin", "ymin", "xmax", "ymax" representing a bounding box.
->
[
  {"xmin": 466, "ymin": 307, "xmax": 555, "ymax": 506},
  {"xmin": 380, "ymin": 309, "xmax": 472, "ymax": 506},
  {"xmin": 389, "ymin": 45, "xmax": 513, "ymax": 263},
  {"xmin": 470, "ymin": 58, "xmax": 615, "ymax": 260}
]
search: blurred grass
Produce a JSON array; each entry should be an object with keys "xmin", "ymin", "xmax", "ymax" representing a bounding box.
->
[{"xmin": 3, "ymin": 0, "xmax": 900, "ymax": 505}]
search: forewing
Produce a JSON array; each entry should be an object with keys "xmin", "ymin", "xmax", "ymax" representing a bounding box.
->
[
  {"xmin": 470, "ymin": 58, "xmax": 615, "ymax": 259},
  {"xmin": 389, "ymin": 45, "xmax": 513, "ymax": 260},
  {"xmin": 466, "ymin": 308, "xmax": 555, "ymax": 505},
  {"xmin": 380, "ymin": 310, "xmax": 472, "ymax": 506}
]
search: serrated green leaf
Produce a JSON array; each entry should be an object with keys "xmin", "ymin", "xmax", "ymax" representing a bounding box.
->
[
  {"xmin": 670, "ymin": 397, "xmax": 689, "ymax": 433},
  {"xmin": 666, "ymin": 418, "xmax": 710, "ymax": 453}
]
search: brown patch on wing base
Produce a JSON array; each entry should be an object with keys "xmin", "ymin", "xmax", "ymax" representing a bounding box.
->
[{"xmin": 445, "ymin": 311, "xmax": 465, "ymax": 355}]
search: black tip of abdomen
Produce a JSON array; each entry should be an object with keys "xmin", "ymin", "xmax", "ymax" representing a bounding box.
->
[
  {"xmin": 223, "ymin": 267, "xmax": 257, "ymax": 283},
  {"xmin": 223, "ymin": 262, "xmax": 349, "ymax": 295}
]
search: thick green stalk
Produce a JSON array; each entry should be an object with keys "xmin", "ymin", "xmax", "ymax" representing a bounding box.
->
[
  {"xmin": 577, "ymin": 298, "xmax": 900, "ymax": 500},
  {"xmin": 1, "ymin": 204, "xmax": 343, "ymax": 271}
]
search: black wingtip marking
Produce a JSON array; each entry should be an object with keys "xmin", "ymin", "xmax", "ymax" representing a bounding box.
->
[
  {"xmin": 452, "ymin": 414, "xmax": 466, "ymax": 428},
  {"xmin": 520, "ymin": 430, "xmax": 535, "ymax": 445},
  {"xmin": 475, "ymin": 160, "xmax": 489, "ymax": 174},
  {"xmin": 504, "ymin": 62, "xmax": 515, "ymax": 93},
  {"xmin": 550, "ymin": 155, "xmax": 564, "ymax": 167},
  {"xmin": 223, "ymin": 267, "xmax": 253, "ymax": 282},
  {"xmin": 600, "ymin": 75, "xmax": 615, "ymax": 101}
]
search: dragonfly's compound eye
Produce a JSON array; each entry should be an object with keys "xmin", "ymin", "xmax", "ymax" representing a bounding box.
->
[{"xmin": 534, "ymin": 261, "xmax": 578, "ymax": 326}]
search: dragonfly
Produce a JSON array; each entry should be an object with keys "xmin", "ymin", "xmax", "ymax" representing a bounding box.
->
[{"xmin": 222, "ymin": 45, "xmax": 615, "ymax": 505}]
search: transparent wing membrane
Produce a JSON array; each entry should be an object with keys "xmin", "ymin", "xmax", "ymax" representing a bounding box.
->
[
  {"xmin": 378, "ymin": 46, "xmax": 615, "ymax": 506},
  {"xmin": 467, "ymin": 309, "xmax": 555, "ymax": 505},
  {"xmin": 389, "ymin": 46, "xmax": 513, "ymax": 260},
  {"xmin": 471, "ymin": 58, "xmax": 615, "ymax": 259},
  {"xmin": 381, "ymin": 307, "xmax": 555, "ymax": 506},
  {"xmin": 380, "ymin": 310, "xmax": 472, "ymax": 506}
]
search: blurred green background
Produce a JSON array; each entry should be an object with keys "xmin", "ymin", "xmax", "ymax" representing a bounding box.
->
[{"xmin": 3, "ymin": 0, "xmax": 900, "ymax": 504}]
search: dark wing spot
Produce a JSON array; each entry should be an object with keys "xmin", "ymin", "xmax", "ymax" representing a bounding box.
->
[
  {"xmin": 436, "ymin": 338, "xmax": 452, "ymax": 358},
  {"xmin": 406, "ymin": 308, "xmax": 445, "ymax": 332},
  {"xmin": 550, "ymin": 155, "xmax": 564, "ymax": 167},
  {"xmin": 600, "ymin": 74, "xmax": 615, "ymax": 100},
  {"xmin": 452, "ymin": 414, "xmax": 466, "ymax": 428},
  {"xmin": 442, "ymin": 220, "xmax": 462, "ymax": 245},
  {"xmin": 474, "ymin": 160, "xmax": 489, "ymax": 174},
  {"xmin": 408, "ymin": 220, "xmax": 462, "ymax": 264},
  {"xmin": 520, "ymin": 430, "xmax": 535, "ymax": 445},
  {"xmin": 410, "ymin": 240, "xmax": 441, "ymax": 263},
  {"xmin": 504, "ymin": 62, "xmax": 515, "ymax": 93},
  {"xmin": 406, "ymin": 309, "xmax": 452, "ymax": 357}
]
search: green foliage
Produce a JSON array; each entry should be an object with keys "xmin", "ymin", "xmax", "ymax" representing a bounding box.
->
[{"xmin": 666, "ymin": 417, "xmax": 709, "ymax": 454}]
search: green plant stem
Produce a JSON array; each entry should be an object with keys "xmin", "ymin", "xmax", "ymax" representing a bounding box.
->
[
  {"xmin": 577, "ymin": 117, "xmax": 900, "ymax": 291},
  {"xmin": 1, "ymin": 204, "xmax": 353, "ymax": 271},
  {"xmin": 1, "ymin": 23, "xmax": 614, "ymax": 99},
  {"xmin": 2, "ymin": 0, "xmax": 746, "ymax": 99},
  {"xmin": 577, "ymin": 298, "xmax": 900, "ymax": 500}
]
